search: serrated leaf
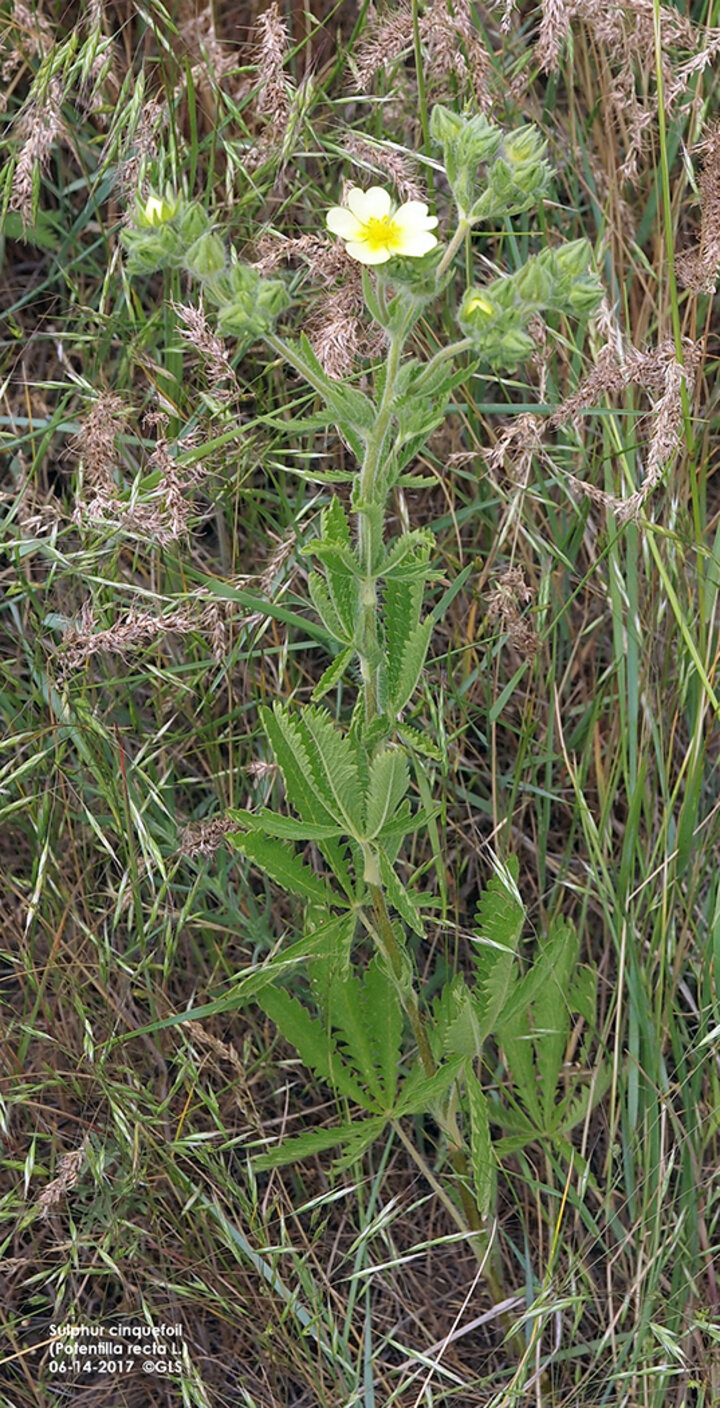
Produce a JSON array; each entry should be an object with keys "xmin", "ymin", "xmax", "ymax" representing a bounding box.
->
[
  {"xmin": 533, "ymin": 918, "xmax": 579, "ymax": 1125},
  {"xmin": 229, "ymin": 831, "xmax": 349, "ymax": 908},
  {"xmin": 396, "ymin": 723, "xmax": 442, "ymax": 761},
  {"xmin": 364, "ymin": 749, "xmax": 410, "ymax": 839},
  {"xmin": 377, "ymin": 800, "xmax": 441, "ymax": 843},
  {"xmin": 471, "ymin": 856, "xmax": 525, "ymax": 1040},
  {"xmin": 380, "ymin": 530, "xmax": 433, "ymax": 581},
  {"xmin": 254, "ymin": 1115, "xmax": 385, "ymax": 1170},
  {"xmin": 467, "ymin": 1071, "xmax": 495, "ymax": 1219},
  {"xmin": 311, "ymin": 646, "xmax": 355, "ymax": 702},
  {"xmin": 228, "ymin": 808, "xmax": 342, "ymax": 840},
  {"xmin": 299, "ymin": 706, "xmax": 367, "ymax": 836},
  {"xmin": 380, "ymin": 577, "xmax": 424, "ymax": 713},
  {"xmin": 377, "ymin": 849, "xmax": 425, "ymax": 937},
  {"xmin": 321, "ymin": 495, "xmax": 351, "ymax": 547},
  {"xmin": 444, "ymin": 985, "xmax": 484, "ymax": 1057},
  {"xmin": 260, "ymin": 704, "xmax": 336, "ymax": 828},
  {"xmin": 388, "ymin": 618, "xmax": 433, "ymax": 714},
  {"xmin": 568, "ymin": 965, "xmax": 597, "ymax": 1026},
  {"xmin": 325, "ymin": 954, "xmax": 402, "ymax": 1110},
  {"xmin": 258, "ymin": 985, "xmax": 366, "ymax": 1104},
  {"xmin": 394, "ymin": 1055, "xmax": 465, "ymax": 1116},
  {"xmin": 309, "ymin": 571, "xmax": 352, "ymax": 645}
]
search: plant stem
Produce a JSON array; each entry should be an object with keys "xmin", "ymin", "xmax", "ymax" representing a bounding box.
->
[
  {"xmin": 412, "ymin": 336, "xmax": 474, "ymax": 392},
  {"xmin": 356, "ymin": 328, "xmax": 404, "ymax": 720},
  {"xmin": 436, "ymin": 219, "xmax": 470, "ymax": 279}
]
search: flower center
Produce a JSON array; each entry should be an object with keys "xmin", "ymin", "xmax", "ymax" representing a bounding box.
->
[{"xmin": 362, "ymin": 214, "xmax": 400, "ymax": 252}]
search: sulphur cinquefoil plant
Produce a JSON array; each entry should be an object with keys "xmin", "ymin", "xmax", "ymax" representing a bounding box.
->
[{"xmin": 123, "ymin": 107, "xmax": 608, "ymax": 1335}]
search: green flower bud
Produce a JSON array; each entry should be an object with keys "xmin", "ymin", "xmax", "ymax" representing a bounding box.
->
[
  {"xmin": 455, "ymin": 114, "xmax": 504, "ymax": 168},
  {"xmin": 177, "ymin": 202, "xmax": 211, "ymax": 245},
  {"xmin": 135, "ymin": 188, "xmax": 181, "ymax": 227},
  {"xmin": 567, "ymin": 275, "xmax": 604, "ymax": 315},
  {"xmin": 185, "ymin": 232, "xmax": 225, "ymax": 279},
  {"xmin": 460, "ymin": 288, "xmax": 497, "ymax": 326},
  {"xmin": 120, "ymin": 225, "xmax": 184, "ymax": 275},
  {"xmin": 553, "ymin": 237, "xmax": 594, "ymax": 278},
  {"xmin": 497, "ymin": 328, "xmax": 536, "ymax": 364},
  {"xmin": 430, "ymin": 103, "xmax": 464, "ymax": 144},
  {"xmin": 514, "ymin": 258, "xmax": 554, "ymax": 308},
  {"xmin": 502, "ymin": 125, "xmax": 547, "ymax": 168},
  {"xmin": 256, "ymin": 278, "xmax": 291, "ymax": 317}
]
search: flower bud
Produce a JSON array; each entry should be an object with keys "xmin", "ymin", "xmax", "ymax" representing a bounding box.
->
[
  {"xmin": 430, "ymin": 104, "xmax": 464, "ymax": 144},
  {"xmin": 185, "ymin": 232, "xmax": 225, "ymax": 279},
  {"xmin": 120, "ymin": 226, "xmax": 183, "ymax": 275},
  {"xmin": 553, "ymin": 237, "xmax": 594, "ymax": 278},
  {"xmin": 135, "ymin": 189, "xmax": 180, "ymax": 228},
  {"xmin": 567, "ymin": 275, "xmax": 604, "ymax": 314},
  {"xmin": 177, "ymin": 202, "xmax": 211, "ymax": 245}
]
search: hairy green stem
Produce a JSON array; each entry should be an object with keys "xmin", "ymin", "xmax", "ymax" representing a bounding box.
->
[{"xmin": 436, "ymin": 219, "xmax": 470, "ymax": 279}]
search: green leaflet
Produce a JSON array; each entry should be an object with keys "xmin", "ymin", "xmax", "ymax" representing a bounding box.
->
[
  {"xmin": 229, "ymin": 831, "xmax": 350, "ymax": 908},
  {"xmin": 258, "ymin": 985, "xmax": 367, "ymax": 1105},
  {"xmin": 532, "ymin": 918, "xmax": 579, "ymax": 1127},
  {"xmin": 311, "ymin": 646, "xmax": 355, "ymax": 702},
  {"xmin": 325, "ymin": 954, "xmax": 403, "ymax": 1109},
  {"xmin": 364, "ymin": 749, "xmax": 410, "ymax": 839},
  {"xmin": 467, "ymin": 1069, "xmax": 495, "ymax": 1220},
  {"xmin": 228, "ymin": 808, "xmax": 342, "ymax": 841},
  {"xmin": 377, "ymin": 849, "xmax": 426, "ymax": 937},
  {"xmin": 309, "ymin": 571, "xmax": 353, "ymax": 645},
  {"xmin": 388, "ymin": 618, "xmax": 434, "ymax": 715},
  {"xmin": 260, "ymin": 704, "xmax": 336, "ymax": 827},
  {"xmin": 394, "ymin": 1055, "xmax": 466, "ymax": 1116},
  {"xmin": 253, "ymin": 1116, "xmax": 386, "ymax": 1171},
  {"xmin": 471, "ymin": 855, "xmax": 525, "ymax": 1043},
  {"xmin": 321, "ymin": 495, "xmax": 351, "ymax": 546},
  {"xmin": 381, "ymin": 576, "xmax": 424, "ymax": 712},
  {"xmin": 298, "ymin": 705, "xmax": 367, "ymax": 836}
]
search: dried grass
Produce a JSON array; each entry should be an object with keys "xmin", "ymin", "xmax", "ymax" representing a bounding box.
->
[
  {"xmin": 533, "ymin": 0, "xmax": 720, "ymax": 181},
  {"xmin": 486, "ymin": 326, "xmax": 700, "ymax": 524},
  {"xmin": 486, "ymin": 567, "xmax": 540, "ymax": 656},
  {"xmin": 354, "ymin": 0, "xmax": 492, "ymax": 108},
  {"xmin": 9, "ymin": 78, "xmax": 66, "ymax": 227},
  {"xmin": 676, "ymin": 123, "xmax": 720, "ymax": 294}
]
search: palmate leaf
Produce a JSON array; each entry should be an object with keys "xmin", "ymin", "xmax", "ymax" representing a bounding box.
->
[
  {"xmin": 365, "ymin": 749, "xmax": 410, "ymax": 839},
  {"xmin": 258, "ymin": 985, "xmax": 367, "ymax": 1106},
  {"xmin": 229, "ymin": 831, "xmax": 350, "ymax": 909}
]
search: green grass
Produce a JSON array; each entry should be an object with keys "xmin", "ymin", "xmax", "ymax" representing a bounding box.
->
[{"xmin": 1, "ymin": 0, "xmax": 720, "ymax": 1405}]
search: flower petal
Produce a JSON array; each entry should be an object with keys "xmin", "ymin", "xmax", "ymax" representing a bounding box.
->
[
  {"xmin": 346, "ymin": 187, "xmax": 370, "ymax": 219},
  {"xmin": 345, "ymin": 240, "xmax": 392, "ymax": 265},
  {"xmin": 361, "ymin": 186, "xmax": 393, "ymax": 219},
  {"xmin": 393, "ymin": 200, "xmax": 438, "ymax": 231},
  {"xmin": 392, "ymin": 229, "xmax": 439, "ymax": 257},
  {"xmin": 326, "ymin": 207, "xmax": 363, "ymax": 239}
]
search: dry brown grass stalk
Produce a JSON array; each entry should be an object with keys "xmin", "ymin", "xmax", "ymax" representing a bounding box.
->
[
  {"xmin": 676, "ymin": 124, "xmax": 720, "ymax": 293},
  {"xmin": 534, "ymin": 0, "xmax": 720, "ymax": 182},
  {"xmin": 244, "ymin": 1, "xmax": 293, "ymax": 169},
  {"xmin": 35, "ymin": 1141, "xmax": 88, "ymax": 1220},
  {"xmin": 486, "ymin": 332, "xmax": 700, "ymax": 523},
  {"xmin": 9, "ymin": 78, "xmax": 65, "ymax": 227},
  {"xmin": 172, "ymin": 301, "xmax": 241, "ymax": 399},
  {"xmin": 354, "ymin": 0, "xmax": 491, "ymax": 106},
  {"xmin": 252, "ymin": 233, "xmax": 375, "ymax": 379},
  {"xmin": 343, "ymin": 133, "xmax": 426, "ymax": 203},
  {"xmin": 486, "ymin": 567, "xmax": 540, "ymax": 656}
]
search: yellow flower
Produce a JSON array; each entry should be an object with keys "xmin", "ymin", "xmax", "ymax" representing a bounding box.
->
[
  {"xmin": 326, "ymin": 186, "xmax": 438, "ymax": 266},
  {"xmin": 137, "ymin": 191, "xmax": 180, "ymax": 227}
]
